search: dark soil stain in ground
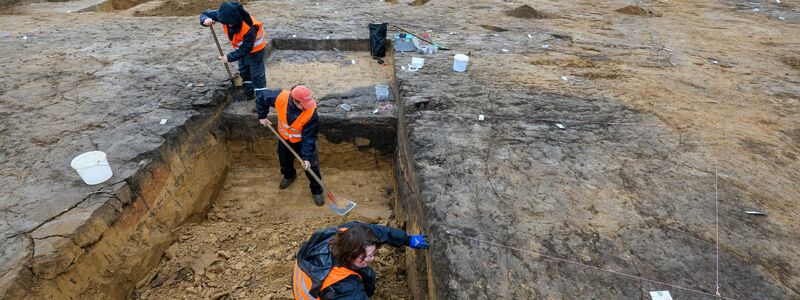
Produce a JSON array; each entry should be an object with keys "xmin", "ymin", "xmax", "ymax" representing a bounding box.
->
[
  {"xmin": 616, "ymin": 5, "xmax": 662, "ymax": 17},
  {"xmin": 738, "ymin": 137, "xmax": 776, "ymax": 160},
  {"xmin": 506, "ymin": 5, "xmax": 552, "ymax": 19},
  {"xmin": 479, "ymin": 24, "xmax": 508, "ymax": 32},
  {"xmin": 784, "ymin": 57, "xmax": 800, "ymax": 70},
  {"xmin": 578, "ymin": 72, "xmax": 621, "ymax": 80}
]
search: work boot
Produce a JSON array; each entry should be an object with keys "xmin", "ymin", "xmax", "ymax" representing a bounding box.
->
[
  {"xmin": 313, "ymin": 194, "xmax": 324, "ymax": 207},
  {"xmin": 279, "ymin": 177, "xmax": 295, "ymax": 189}
]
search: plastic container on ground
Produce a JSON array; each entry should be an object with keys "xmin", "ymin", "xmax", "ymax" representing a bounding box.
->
[
  {"xmin": 453, "ymin": 54, "xmax": 469, "ymax": 72},
  {"xmin": 71, "ymin": 151, "xmax": 113, "ymax": 185},
  {"xmin": 375, "ymin": 84, "xmax": 390, "ymax": 101}
]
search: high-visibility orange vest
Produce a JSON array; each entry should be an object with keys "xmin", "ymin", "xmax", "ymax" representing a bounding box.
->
[
  {"xmin": 293, "ymin": 261, "xmax": 361, "ymax": 300},
  {"xmin": 222, "ymin": 17, "xmax": 267, "ymax": 53},
  {"xmin": 275, "ymin": 90, "xmax": 316, "ymax": 143}
]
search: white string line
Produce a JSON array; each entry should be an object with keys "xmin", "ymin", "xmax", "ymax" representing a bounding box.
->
[
  {"xmin": 715, "ymin": 158, "xmax": 721, "ymax": 297},
  {"xmin": 444, "ymin": 230, "xmax": 736, "ymax": 300}
]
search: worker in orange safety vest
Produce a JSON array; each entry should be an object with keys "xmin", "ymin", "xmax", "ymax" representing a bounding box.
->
[
  {"xmin": 257, "ymin": 85, "xmax": 325, "ymax": 206},
  {"xmin": 200, "ymin": 2, "xmax": 268, "ymax": 101},
  {"xmin": 293, "ymin": 222, "xmax": 429, "ymax": 299}
]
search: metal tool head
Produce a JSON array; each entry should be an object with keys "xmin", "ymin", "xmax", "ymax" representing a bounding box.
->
[
  {"xmin": 329, "ymin": 201, "xmax": 357, "ymax": 216},
  {"xmin": 232, "ymin": 74, "xmax": 243, "ymax": 87}
]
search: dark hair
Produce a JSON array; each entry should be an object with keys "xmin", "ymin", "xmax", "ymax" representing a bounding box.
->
[{"xmin": 329, "ymin": 225, "xmax": 379, "ymax": 267}]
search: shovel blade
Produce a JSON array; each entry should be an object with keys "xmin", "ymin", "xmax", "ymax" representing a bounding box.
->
[{"xmin": 329, "ymin": 201, "xmax": 357, "ymax": 216}]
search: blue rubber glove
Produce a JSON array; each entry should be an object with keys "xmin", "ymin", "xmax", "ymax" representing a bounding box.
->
[{"xmin": 409, "ymin": 234, "xmax": 429, "ymax": 249}]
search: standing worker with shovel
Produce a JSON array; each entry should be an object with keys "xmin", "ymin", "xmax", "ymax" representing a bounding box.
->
[
  {"xmin": 257, "ymin": 85, "xmax": 326, "ymax": 207},
  {"xmin": 200, "ymin": 2, "xmax": 267, "ymax": 101}
]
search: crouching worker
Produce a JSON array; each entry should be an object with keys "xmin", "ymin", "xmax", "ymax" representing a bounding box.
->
[{"xmin": 292, "ymin": 222, "xmax": 429, "ymax": 299}]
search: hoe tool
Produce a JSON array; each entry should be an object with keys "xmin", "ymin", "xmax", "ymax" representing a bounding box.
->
[{"xmin": 263, "ymin": 123, "xmax": 357, "ymax": 216}]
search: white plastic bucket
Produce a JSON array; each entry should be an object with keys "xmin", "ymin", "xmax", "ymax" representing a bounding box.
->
[
  {"xmin": 453, "ymin": 54, "xmax": 469, "ymax": 72},
  {"xmin": 71, "ymin": 151, "xmax": 113, "ymax": 185},
  {"xmin": 375, "ymin": 84, "xmax": 390, "ymax": 101}
]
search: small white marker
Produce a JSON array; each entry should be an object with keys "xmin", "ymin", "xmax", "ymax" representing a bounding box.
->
[
  {"xmin": 649, "ymin": 291, "xmax": 672, "ymax": 300},
  {"xmin": 22, "ymin": 36, "xmax": 27, "ymax": 40},
  {"xmin": 745, "ymin": 211, "xmax": 767, "ymax": 216},
  {"xmin": 160, "ymin": 119, "xmax": 168, "ymax": 125},
  {"xmin": 752, "ymin": 8, "xmax": 760, "ymax": 12},
  {"xmin": 776, "ymin": 0, "xmax": 781, "ymax": 3},
  {"xmin": 478, "ymin": 114, "xmax": 485, "ymax": 121},
  {"xmin": 501, "ymin": 49, "xmax": 509, "ymax": 52},
  {"xmin": 778, "ymin": 16, "xmax": 786, "ymax": 20},
  {"xmin": 555, "ymin": 123, "xmax": 565, "ymax": 129},
  {"xmin": 527, "ymin": 34, "xmax": 533, "ymax": 39},
  {"xmin": 711, "ymin": 60, "xmax": 719, "ymax": 64},
  {"xmin": 292, "ymin": 34, "xmax": 297, "ymax": 38},
  {"xmin": 186, "ymin": 83, "xmax": 193, "ymax": 87},
  {"xmin": 351, "ymin": 60, "xmax": 356, "ymax": 65},
  {"xmin": 326, "ymin": 35, "xmax": 330, "ymax": 39},
  {"xmin": 542, "ymin": 44, "xmax": 549, "ymax": 49},
  {"xmin": 561, "ymin": 76, "xmax": 568, "ymax": 81}
]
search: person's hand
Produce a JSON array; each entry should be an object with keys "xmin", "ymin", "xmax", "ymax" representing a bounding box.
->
[
  {"xmin": 259, "ymin": 118, "xmax": 271, "ymax": 126},
  {"xmin": 218, "ymin": 55, "xmax": 228, "ymax": 64},
  {"xmin": 302, "ymin": 160, "xmax": 311, "ymax": 170},
  {"xmin": 202, "ymin": 18, "xmax": 214, "ymax": 26},
  {"xmin": 409, "ymin": 234, "xmax": 429, "ymax": 249}
]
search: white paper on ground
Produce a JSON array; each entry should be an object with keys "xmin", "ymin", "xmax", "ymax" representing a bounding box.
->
[
  {"xmin": 649, "ymin": 291, "xmax": 673, "ymax": 300},
  {"xmin": 160, "ymin": 119, "xmax": 168, "ymax": 125}
]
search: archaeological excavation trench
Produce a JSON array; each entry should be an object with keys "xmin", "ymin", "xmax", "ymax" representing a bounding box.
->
[{"xmin": 12, "ymin": 42, "xmax": 433, "ymax": 299}]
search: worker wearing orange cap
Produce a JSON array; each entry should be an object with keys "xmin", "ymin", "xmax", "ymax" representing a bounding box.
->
[{"xmin": 256, "ymin": 85, "xmax": 324, "ymax": 206}]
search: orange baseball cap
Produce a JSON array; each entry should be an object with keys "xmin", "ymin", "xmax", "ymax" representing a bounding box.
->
[{"xmin": 290, "ymin": 85, "xmax": 317, "ymax": 110}]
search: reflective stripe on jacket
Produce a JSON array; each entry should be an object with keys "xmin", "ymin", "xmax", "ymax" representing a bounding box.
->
[
  {"xmin": 293, "ymin": 261, "xmax": 361, "ymax": 300},
  {"xmin": 222, "ymin": 17, "xmax": 266, "ymax": 53},
  {"xmin": 275, "ymin": 90, "xmax": 316, "ymax": 143}
]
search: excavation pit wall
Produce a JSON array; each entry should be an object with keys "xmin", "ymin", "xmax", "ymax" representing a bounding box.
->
[
  {"xmin": 5, "ymin": 36, "xmax": 436, "ymax": 299},
  {"xmin": 14, "ymin": 91, "xmax": 434, "ymax": 299}
]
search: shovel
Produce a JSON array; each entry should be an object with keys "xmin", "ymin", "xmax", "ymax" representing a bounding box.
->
[
  {"xmin": 209, "ymin": 24, "xmax": 243, "ymax": 87},
  {"xmin": 392, "ymin": 24, "xmax": 451, "ymax": 51},
  {"xmin": 262, "ymin": 123, "xmax": 357, "ymax": 216}
]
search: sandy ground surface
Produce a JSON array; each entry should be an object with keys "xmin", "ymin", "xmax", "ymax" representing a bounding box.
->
[
  {"xmin": 1, "ymin": 0, "xmax": 799, "ymax": 299},
  {"xmin": 132, "ymin": 140, "xmax": 407, "ymax": 299}
]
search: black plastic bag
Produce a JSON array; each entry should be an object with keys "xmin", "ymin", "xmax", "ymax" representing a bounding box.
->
[{"xmin": 368, "ymin": 23, "xmax": 388, "ymax": 58}]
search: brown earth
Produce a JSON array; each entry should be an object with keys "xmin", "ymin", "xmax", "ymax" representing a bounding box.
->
[
  {"xmin": 615, "ymin": 5, "xmax": 662, "ymax": 17},
  {"xmin": 505, "ymin": 4, "xmax": 551, "ymax": 19},
  {"xmin": 2, "ymin": 0, "xmax": 800, "ymax": 299},
  {"xmin": 132, "ymin": 140, "xmax": 407, "ymax": 299},
  {"xmin": 133, "ymin": 0, "xmax": 227, "ymax": 17},
  {"xmin": 785, "ymin": 57, "xmax": 800, "ymax": 70}
]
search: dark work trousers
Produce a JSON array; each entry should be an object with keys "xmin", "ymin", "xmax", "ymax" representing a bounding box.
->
[
  {"xmin": 237, "ymin": 49, "xmax": 266, "ymax": 100},
  {"xmin": 277, "ymin": 140, "xmax": 323, "ymax": 195}
]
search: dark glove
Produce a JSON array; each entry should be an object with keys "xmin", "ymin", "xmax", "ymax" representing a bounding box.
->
[{"xmin": 409, "ymin": 234, "xmax": 429, "ymax": 249}]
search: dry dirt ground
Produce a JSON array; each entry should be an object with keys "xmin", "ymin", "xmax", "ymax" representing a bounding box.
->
[
  {"xmin": 1, "ymin": 0, "xmax": 800, "ymax": 299},
  {"xmin": 132, "ymin": 140, "xmax": 407, "ymax": 300}
]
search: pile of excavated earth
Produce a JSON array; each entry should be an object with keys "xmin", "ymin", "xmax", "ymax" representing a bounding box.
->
[{"xmin": 1, "ymin": 0, "xmax": 799, "ymax": 299}]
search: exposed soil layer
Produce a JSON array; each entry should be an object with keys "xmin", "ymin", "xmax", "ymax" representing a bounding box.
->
[
  {"xmin": 2, "ymin": 0, "xmax": 800, "ymax": 299},
  {"xmin": 615, "ymin": 5, "xmax": 661, "ymax": 17},
  {"xmin": 132, "ymin": 139, "xmax": 407, "ymax": 300},
  {"xmin": 133, "ymin": 0, "xmax": 226, "ymax": 17},
  {"xmin": 505, "ymin": 5, "xmax": 551, "ymax": 19},
  {"xmin": 784, "ymin": 57, "xmax": 800, "ymax": 70}
]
